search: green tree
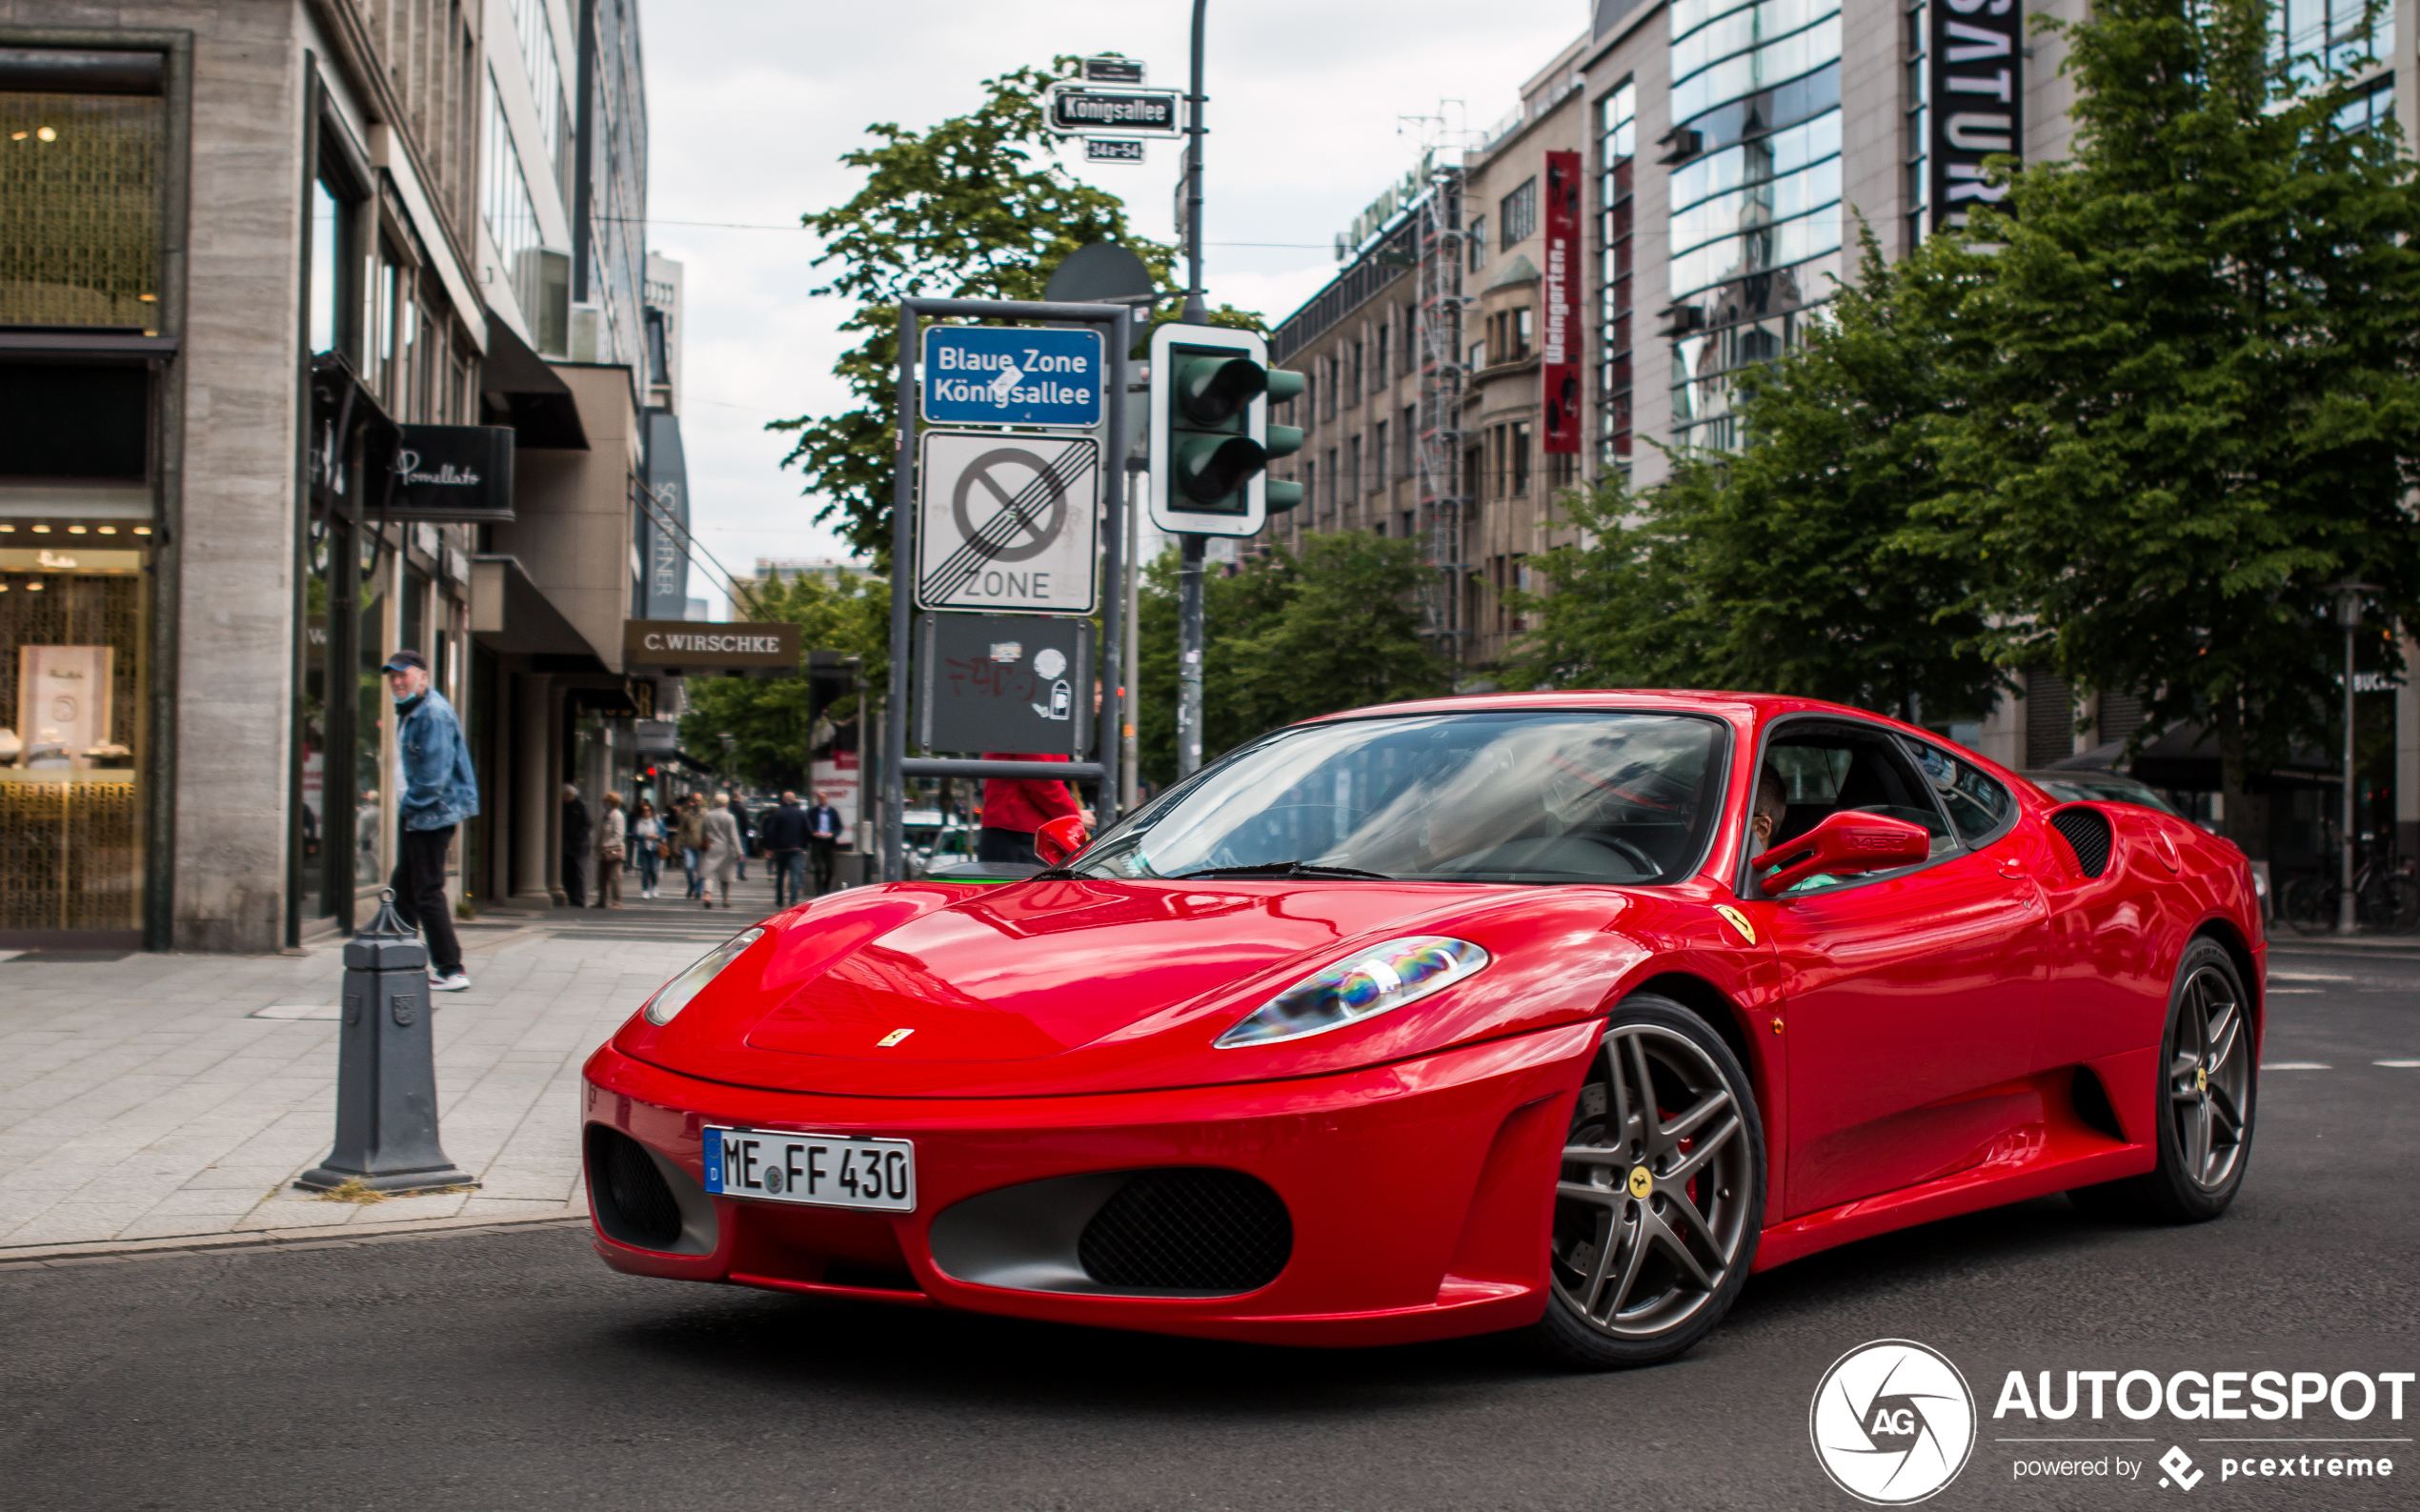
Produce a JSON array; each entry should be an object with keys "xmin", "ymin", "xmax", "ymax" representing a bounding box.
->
[
  {"xmin": 678, "ymin": 572, "xmax": 889, "ymax": 791},
  {"xmin": 1914, "ymin": 0, "xmax": 2420, "ymax": 852},
  {"xmin": 1509, "ymin": 231, "xmax": 2006, "ymax": 721},
  {"xmin": 773, "ymin": 58, "xmax": 1254, "ymax": 564},
  {"xmin": 1137, "ymin": 532, "xmax": 1454, "ymax": 783}
]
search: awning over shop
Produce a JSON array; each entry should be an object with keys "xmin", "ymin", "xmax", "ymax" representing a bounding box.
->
[
  {"xmin": 2053, "ymin": 721, "xmax": 2333, "ymax": 791},
  {"xmin": 478, "ymin": 318, "xmax": 588, "ymax": 451},
  {"xmin": 469, "ymin": 553, "xmax": 604, "ymax": 668}
]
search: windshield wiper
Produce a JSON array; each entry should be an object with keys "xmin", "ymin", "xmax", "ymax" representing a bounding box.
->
[{"xmin": 1173, "ymin": 860, "xmax": 1399, "ymax": 881}]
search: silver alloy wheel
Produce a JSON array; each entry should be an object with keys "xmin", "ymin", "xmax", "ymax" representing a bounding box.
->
[
  {"xmin": 2169, "ymin": 962, "xmax": 2251, "ymax": 1190},
  {"xmin": 1550, "ymin": 1022, "xmax": 1753, "ymax": 1340}
]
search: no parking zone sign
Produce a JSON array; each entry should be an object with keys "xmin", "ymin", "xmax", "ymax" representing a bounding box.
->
[{"xmin": 914, "ymin": 430, "xmax": 1099, "ymax": 615}]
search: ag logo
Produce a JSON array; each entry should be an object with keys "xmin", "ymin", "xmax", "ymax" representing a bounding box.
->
[{"xmin": 1809, "ymin": 1339, "xmax": 1977, "ymax": 1504}]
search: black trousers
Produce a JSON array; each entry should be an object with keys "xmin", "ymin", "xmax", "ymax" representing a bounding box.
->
[
  {"xmin": 392, "ymin": 824, "xmax": 464, "ymax": 974},
  {"xmin": 809, "ymin": 837, "xmax": 837, "ymax": 894},
  {"xmin": 560, "ymin": 846, "xmax": 587, "ymax": 907},
  {"xmin": 976, "ymin": 827, "xmax": 1038, "ymax": 866}
]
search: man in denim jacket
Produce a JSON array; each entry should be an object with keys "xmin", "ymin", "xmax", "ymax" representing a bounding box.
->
[{"xmin": 383, "ymin": 650, "xmax": 479, "ymax": 991}]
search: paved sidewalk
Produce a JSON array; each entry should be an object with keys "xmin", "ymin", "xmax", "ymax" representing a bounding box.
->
[{"xmin": 0, "ymin": 871, "xmax": 803, "ymax": 1258}]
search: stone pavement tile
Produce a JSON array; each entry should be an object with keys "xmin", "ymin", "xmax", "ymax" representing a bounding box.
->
[
  {"xmin": 1, "ymin": 1200, "xmax": 161, "ymax": 1248},
  {"xmin": 114, "ymin": 1210, "xmax": 256, "ymax": 1241},
  {"xmin": 459, "ymin": 1196, "xmax": 580, "ymax": 1223},
  {"xmin": 340, "ymin": 1190, "xmax": 475, "ymax": 1224},
  {"xmin": 136, "ymin": 1185, "xmax": 279, "ymax": 1220},
  {"xmin": 233, "ymin": 1198, "xmax": 362, "ymax": 1231},
  {"xmin": 175, "ymin": 1163, "xmax": 298, "ymax": 1193}
]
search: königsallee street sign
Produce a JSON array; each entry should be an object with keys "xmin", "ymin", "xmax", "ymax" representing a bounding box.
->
[{"xmin": 920, "ymin": 325, "xmax": 1104, "ymax": 429}]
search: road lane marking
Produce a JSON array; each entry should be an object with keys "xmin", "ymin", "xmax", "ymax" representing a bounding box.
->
[
  {"xmin": 2261, "ymin": 1061, "xmax": 2331, "ymax": 1070},
  {"xmin": 2270, "ymin": 972, "xmax": 2352, "ymax": 981},
  {"xmin": 2374, "ymin": 1058, "xmax": 2420, "ymax": 1067},
  {"xmin": 2270, "ymin": 988, "xmax": 2323, "ymax": 995}
]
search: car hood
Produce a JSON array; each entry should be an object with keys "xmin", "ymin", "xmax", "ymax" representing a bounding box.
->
[{"xmin": 620, "ymin": 876, "xmax": 1657, "ymax": 1099}]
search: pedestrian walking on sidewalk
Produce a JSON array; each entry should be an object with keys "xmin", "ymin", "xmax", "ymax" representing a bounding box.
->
[
  {"xmin": 759, "ymin": 790, "xmax": 809, "ymax": 908},
  {"xmin": 561, "ymin": 783, "xmax": 591, "ymax": 908},
  {"xmin": 701, "ymin": 792, "xmax": 742, "ymax": 909},
  {"xmin": 382, "ymin": 649, "xmax": 478, "ymax": 993},
  {"xmin": 676, "ymin": 795, "xmax": 708, "ymax": 899},
  {"xmin": 595, "ymin": 792, "xmax": 627, "ymax": 908},
  {"xmin": 807, "ymin": 789, "xmax": 844, "ymax": 895},
  {"xmin": 633, "ymin": 799, "xmax": 664, "ymax": 897},
  {"xmin": 731, "ymin": 794, "xmax": 753, "ymax": 882}
]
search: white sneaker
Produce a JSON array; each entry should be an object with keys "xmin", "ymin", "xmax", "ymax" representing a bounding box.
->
[{"xmin": 429, "ymin": 971, "xmax": 472, "ymax": 993}]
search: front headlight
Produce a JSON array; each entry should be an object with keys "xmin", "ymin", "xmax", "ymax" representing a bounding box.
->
[
  {"xmin": 1214, "ymin": 936, "xmax": 1489, "ymax": 1048},
  {"xmin": 642, "ymin": 928, "xmax": 765, "ymax": 1026}
]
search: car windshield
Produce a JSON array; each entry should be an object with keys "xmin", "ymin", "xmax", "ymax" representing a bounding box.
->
[{"xmin": 1070, "ymin": 711, "xmax": 1727, "ymax": 885}]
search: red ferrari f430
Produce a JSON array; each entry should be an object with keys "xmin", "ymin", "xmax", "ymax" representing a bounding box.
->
[{"xmin": 581, "ymin": 693, "xmax": 2263, "ymax": 1366}]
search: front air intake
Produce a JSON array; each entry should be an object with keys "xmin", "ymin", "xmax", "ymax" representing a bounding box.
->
[
  {"xmin": 2049, "ymin": 806, "xmax": 2114, "ymax": 878},
  {"xmin": 1078, "ymin": 1169, "xmax": 1293, "ymax": 1293},
  {"xmin": 587, "ymin": 1125, "xmax": 684, "ymax": 1250}
]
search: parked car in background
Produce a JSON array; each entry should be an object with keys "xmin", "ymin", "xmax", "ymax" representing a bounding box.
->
[
  {"xmin": 901, "ymin": 809, "xmax": 975, "ymax": 878},
  {"xmin": 2023, "ymin": 770, "xmax": 2182, "ymax": 816}
]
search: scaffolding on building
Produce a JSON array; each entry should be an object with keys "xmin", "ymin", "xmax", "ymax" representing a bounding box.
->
[{"xmin": 1410, "ymin": 163, "xmax": 1470, "ymax": 646}]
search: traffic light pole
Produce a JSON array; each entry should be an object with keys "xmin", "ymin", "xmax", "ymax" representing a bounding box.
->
[
  {"xmin": 1177, "ymin": 0, "xmax": 1208, "ymax": 776},
  {"xmin": 1177, "ymin": 534, "xmax": 1205, "ymax": 776}
]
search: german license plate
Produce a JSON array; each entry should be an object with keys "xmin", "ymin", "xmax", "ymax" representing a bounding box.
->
[{"xmin": 702, "ymin": 1127, "xmax": 915, "ymax": 1213}]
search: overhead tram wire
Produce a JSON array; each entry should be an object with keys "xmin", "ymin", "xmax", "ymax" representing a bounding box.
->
[{"xmin": 621, "ymin": 216, "xmax": 1327, "ymax": 248}]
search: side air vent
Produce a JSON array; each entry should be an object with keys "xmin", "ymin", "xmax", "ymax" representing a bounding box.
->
[
  {"xmin": 587, "ymin": 1125, "xmax": 685, "ymax": 1250},
  {"xmin": 2049, "ymin": 805, "xmax": 2114, "ymax": 878},
  {"xmin": 1078, "ymin": 1170, "xmax": 1293, "ymax": 1293}
]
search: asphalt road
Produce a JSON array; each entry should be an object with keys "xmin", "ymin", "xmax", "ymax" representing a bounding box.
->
[{"xmin": 4, "ymin": 945, "xmax": 2415, "ymax": 1512}]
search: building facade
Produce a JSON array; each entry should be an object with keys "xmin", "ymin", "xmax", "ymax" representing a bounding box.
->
[
  {"xmin": 0, "ymin": 0, "xmax": 679, "ymax": 952},
  {"xmin": 1270, "ymin": 0, "xmax": 2416, "ymax": 851}
]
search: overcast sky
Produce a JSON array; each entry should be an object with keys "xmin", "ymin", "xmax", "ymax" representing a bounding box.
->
[{"xmin": 637, "ymin": 0, "xmax": 1590, "ymax": 612}]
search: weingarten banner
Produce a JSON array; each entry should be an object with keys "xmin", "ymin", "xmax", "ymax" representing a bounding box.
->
[{"xmin": 1542, "ymin": 150, "xmax": 1583, "ymax": 454}]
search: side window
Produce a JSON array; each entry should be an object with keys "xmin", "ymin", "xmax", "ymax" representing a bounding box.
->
[
  {"xmin": 1753, "ymin": 723, "xmax": 1955, "ymax": 896},
  {"xmin": 1906, "ymin": 738, "xmax": 2016, "ymax": 843}
]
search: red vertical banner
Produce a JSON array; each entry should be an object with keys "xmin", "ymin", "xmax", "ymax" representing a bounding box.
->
[{"xmin": 1542, "ymin": 150, "xmax": 1583, "ymax": 454}]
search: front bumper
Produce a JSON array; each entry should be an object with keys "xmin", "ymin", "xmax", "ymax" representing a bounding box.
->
[{"xmin": 580, "ymin": 1019, "xmax": 1598, "ymax": 1347}]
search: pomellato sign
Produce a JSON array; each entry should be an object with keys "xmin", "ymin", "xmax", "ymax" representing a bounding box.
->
[
  {"xmin": 622, "ymin": 620, "xmax": 800, "ymax": 673},
  {"xmin": 388, "ymin": 424, "xmax": 515, "ymax": 522},
  {"xmin": 1929, "ymin": 0, "xmax": 2024, "ymax": 234}
]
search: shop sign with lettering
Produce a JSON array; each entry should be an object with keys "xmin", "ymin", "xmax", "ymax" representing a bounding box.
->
[
  {"xmin": 388, "ymin": 424, "xmax": 516, "ymax": 522},
  {"xmin": 1929, "ymin": 0, "xmax": 2024, "ymax": 234}
]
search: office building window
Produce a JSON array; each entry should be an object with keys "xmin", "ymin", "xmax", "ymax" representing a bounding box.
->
[
  {"xmin": 1468, "ymin": 214, "xmax": 1487, "ymax": 272},
  {"xmin": 1501, "ymin": 178, "xmax": 1538, "ymax": 248},
  {"xmin": 1599, "ymin": 79, "xmax": 1637, "ymax": 474},
  {"xmin": 1510, "ymin": 421, "xmax": 1533, "ymax": 496}
]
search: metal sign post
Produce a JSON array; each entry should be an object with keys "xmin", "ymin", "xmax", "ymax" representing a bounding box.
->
[{"xmin": 887, "ymin": 297, "xmax": 1131, "ymax": 884}]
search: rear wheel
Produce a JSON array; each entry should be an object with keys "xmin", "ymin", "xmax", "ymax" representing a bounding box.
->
[
  {"xmin": 2068, "ymin": 937, "xmax": 2255, "ymax": 1222},
  {"xmin": 1532, "ymin": 995, "xmax": 1765, "ymax": 1369}
]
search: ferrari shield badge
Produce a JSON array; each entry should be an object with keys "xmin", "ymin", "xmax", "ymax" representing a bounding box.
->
[{"xmin": 1714, "ymin": 905, "xmax": 1757, "ymax": 946}]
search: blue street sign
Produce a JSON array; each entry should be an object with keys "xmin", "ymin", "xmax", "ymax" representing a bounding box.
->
[{"xmin": 921, "ymin": 326, "xmax": 1104, "ymax": 429}]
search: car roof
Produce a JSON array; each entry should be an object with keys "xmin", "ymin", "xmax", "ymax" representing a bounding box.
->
[{"xmin": 1298, "ymin": 688, "xmax": 1902, "ymax": 730}]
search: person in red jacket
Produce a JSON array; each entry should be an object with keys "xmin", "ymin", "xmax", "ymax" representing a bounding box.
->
[{"xmin": 977, "ymin": 751, "xmax": 1083, "ymax": 865}]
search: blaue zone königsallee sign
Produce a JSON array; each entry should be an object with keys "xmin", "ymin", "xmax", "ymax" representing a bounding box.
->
[
  {"xmin": 623, "ymin": 620, "xmax": 799, "ymax": 675},
  {"xmin": 920, "ymin": 326, "xmax": 1103, "ymax": 429}
]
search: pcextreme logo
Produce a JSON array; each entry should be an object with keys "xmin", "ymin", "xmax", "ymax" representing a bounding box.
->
[{"xmin": 1811, "ymin": 1340, "xmax": 1979, "ymax": 1504}]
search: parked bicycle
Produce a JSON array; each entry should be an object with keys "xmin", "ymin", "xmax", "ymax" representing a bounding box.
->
[{"xmin": 2282, "ymin": 851, "xmax": 2420, "ymax": 934}]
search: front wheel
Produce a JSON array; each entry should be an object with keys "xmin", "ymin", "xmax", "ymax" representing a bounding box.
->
[
  {"xmin": 2282, "ymin": 876, "xmax": 2338, "ymax": 935},
  {"xmin": 1532, "ymin": 995, "xmax": 1765, "ymax": 1369}
]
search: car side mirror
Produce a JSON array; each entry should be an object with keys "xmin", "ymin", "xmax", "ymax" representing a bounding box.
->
[
  {"xmin": 1033, "ymin": 814, "xmax": 1090, "ymax": 867},
  {"xmin": 1752, "ymin": 810, "xmax": 1931, "ymax": 894}
]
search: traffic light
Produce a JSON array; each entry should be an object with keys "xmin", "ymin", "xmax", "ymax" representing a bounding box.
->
[{"xmin": 1146, "ymin": 322, "xmax": 1306, "ymax": 536}]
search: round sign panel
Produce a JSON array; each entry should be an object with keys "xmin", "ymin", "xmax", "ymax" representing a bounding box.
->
[
  {"xmin": 1808, "ymin": 1339, "xmax": 1977, "ymax": 1505},
  {"xmin": 950, "ymin": 447, "xmax": 1068, "ymax": 565}
]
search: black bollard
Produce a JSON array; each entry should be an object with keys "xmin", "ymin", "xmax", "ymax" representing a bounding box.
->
[{"xmin": 295, "ymin": 889, "xmax": 478, "ymax": 1196}]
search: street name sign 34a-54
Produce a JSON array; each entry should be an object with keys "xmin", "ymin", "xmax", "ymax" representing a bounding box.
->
[
  {"xmin": 915, "ymin": 430, "xmax": 1099, "ymax": 615},
  {"xmin": 921, "ymin": 326, "xmax": 1103, "ymax": 429}
]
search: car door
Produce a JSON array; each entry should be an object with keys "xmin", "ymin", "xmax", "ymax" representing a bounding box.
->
[{"xmin": 1737, "ymin": 720, "xmax": 2051, "ymax": 1219}]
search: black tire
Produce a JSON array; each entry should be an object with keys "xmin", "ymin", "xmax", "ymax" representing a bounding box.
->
[
  {"xmin": 1531, "ymin": 995, "xmax": 1766, "ymax": 1369},
  {"xmin": 2067, "ymin": 937, "xmax": 2255, "ymax": 1223}
]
